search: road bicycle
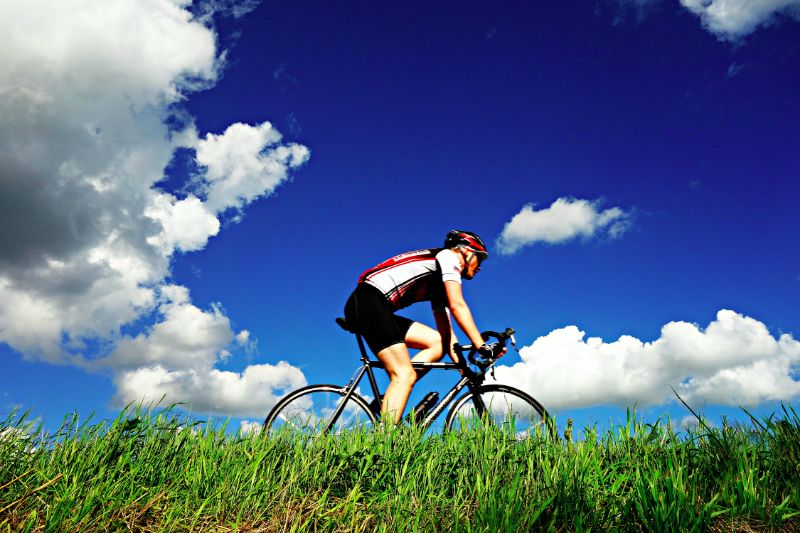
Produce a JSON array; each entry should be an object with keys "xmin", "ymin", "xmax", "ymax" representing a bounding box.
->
[{"xmin": 263, "ymin": 317, "xmax": 555, "ymax": 438}]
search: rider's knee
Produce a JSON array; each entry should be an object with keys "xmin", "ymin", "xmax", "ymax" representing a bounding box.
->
[
  {"xmin": 419, "ymin": 336, "xmax": 444, "ymax": 361},
  {"xmin": 430, "ymin": 344, "xmax": 444, "ymax": 361},
  {"xmin": 392, "ymin": 366, "xmax": 417, "ymax": 387}
]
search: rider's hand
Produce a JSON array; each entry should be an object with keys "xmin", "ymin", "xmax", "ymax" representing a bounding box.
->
[
  {"xmin": 478, "ymin": 343, "xmax": 507, "ymax": 360},
  {"xmin": 477, "ymin": 344, "xmax": 493, "ymax": 359}
]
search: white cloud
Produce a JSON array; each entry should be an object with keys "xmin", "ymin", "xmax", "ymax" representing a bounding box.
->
[
  {"xmin": 493, "ymin": 310, "xmax": 800, "ymax": 410},
  {"xmin": 679, "ymin": 414, "xmax": 701, "ymax": 430},
  {"xmin": 235, "ymin": 330, "xmax": 251, "ymax": 344},
  {"xmin": 195, "ymin": 122, "xmax": 310, "ymax": 213},
  {"xmin": 496, "ymin": 197, "xmax": 632, "ymax": 255},
  {"xmin": 106, "ymin": 286, "xmax": 306, "ymax": 417},
  {"xmin": 239, "ymin": 420, "xmax": 263, "ymax": 434},
  {"xmin": 146, "ymin": 194, "xmax": 220, "ymax": 253},
  {"xmin": 195, "ymin": 0, "xmax": 263, "ymax": 21},
  {"xmin": 608, "ymin": 0, "xmax": 800, "ymax": 39},
  {"xmin": 0, "ymin": 0, "xmax": 216, "ymax": 359},
  {"xmin": 0, "ymin": 0, "xmax": 307, "ymax": 415},
  {"xmin": 680, "ymin": 0, "xmax": 800, "ymax": 40},
  {"xmin": 113, "ymin": 363, "xmax": 307, "ymax": 418},
  {"xmin": 103, "ymin": 285, "xmax": 232, "ymax": 371}
]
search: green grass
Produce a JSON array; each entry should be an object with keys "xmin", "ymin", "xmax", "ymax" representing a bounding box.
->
[{"xmin": 1, "ymin": 404, "xmax": 798, "ymax": 531}]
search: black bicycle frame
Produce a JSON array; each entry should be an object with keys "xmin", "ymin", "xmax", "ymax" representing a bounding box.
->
[{"xmin": 323, "ymin": 330, "xmax": 489, "ymax": 431}]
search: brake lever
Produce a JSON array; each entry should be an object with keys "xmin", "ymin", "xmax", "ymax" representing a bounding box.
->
[{"xmin": 510, "ymin": 333, "xmax": 519, "ymax": 353}]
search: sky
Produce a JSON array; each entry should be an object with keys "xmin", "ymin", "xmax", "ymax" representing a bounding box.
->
[{"xmin": 1, "ymin": 0, "xmax": 799, "ymax": 435}]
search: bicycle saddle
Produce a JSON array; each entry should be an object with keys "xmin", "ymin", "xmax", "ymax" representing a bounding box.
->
[{"xmin": 335, "ymin": 317, "xmax": 357, "ymax": 333}]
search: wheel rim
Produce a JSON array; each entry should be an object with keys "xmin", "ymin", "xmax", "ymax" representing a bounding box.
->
[
  {"xmin": 448, "ymin": 388, "xmax": 550, "ymax": 438},
  {"xmin": 265, "ymin": 388, "xmax": 374, "ymax": 435}
]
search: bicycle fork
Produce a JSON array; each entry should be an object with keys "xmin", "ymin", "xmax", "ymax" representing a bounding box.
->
[{"xmin": 418, "ymin": 376, "xmax": 485, "ymax": 428}]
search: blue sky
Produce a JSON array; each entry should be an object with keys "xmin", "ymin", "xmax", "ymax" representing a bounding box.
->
[{"xmin": 1, "ymin": 0, "xmax": 799, "ymax": 434}]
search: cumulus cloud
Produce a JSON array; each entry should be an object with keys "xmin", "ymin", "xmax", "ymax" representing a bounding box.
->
[
  {"xmin": 194, "ymin": 122, "xmax": 310, "ymax": 213},
  {"xmin": 679, "ymin": 415, "xmax": 702, "ymax": 430},
  {"xmin": 145, "ymin": 195, "xmax": 220, "ymax": 253},
  {"xmin": 107, "ymin": 287, "xmax": 306, "ymax": 417},
  {"xmin": 496, "ymin": 197, "xmax": 633, "ymax": 255},
  {"xmin": 239, "ymin": 420, "xmax": 264, "ymax": 434},
  {"xmin": 493, "ymin": 310, "xmax": 800, "ymax": 410},
  {"xmin": 101, "ymin": 285, "xmax": 231, "ymax": 372},
  {"xmin": 680, "ymin": 0, "xmax": 800, "ymax": 40},
  {"xmin": 113, "ymin": 363, "xmax": 307, "ymax": 418},
  {"xmin": 0, "ymin": 0, "xmax": 215, "ymax": 359},
  {"xmin": 0, "ymin": 0, "xmax": 307, "ymax": 414}
]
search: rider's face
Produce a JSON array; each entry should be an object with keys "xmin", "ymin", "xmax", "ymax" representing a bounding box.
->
[{"xmin": 462, "ymin": 253, "xmax": 482, "ymax": 280}]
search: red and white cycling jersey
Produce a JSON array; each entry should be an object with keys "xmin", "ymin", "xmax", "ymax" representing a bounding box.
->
[{"xmin": 358, "ymin": 248, "xmax": 462, "ymax": 311}]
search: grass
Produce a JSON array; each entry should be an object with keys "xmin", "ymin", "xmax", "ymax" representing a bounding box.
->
[{"xmin": 1, "ymin": 404, "xmax": 799, "ymax": 532}]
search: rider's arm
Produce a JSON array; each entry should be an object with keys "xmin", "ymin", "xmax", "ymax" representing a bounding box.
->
[
  {"xmin": 444, "ymin": 280, "xmax": 485, "ymax": 349},
  {"xmin": 433, "ymin": 308, "xmax": 459, "ymax": 363}
]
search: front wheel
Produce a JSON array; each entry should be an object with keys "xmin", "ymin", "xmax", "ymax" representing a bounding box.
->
[
  {"xmin": 263, "ymin": 384, "xmax": 377, "ymax": 435},
  {"xmin": 445, "ymin": 384, "xmax": 555, "ymax": 439}
]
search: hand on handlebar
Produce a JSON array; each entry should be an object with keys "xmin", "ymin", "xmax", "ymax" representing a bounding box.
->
[
  {"xmin": 476, "ymin": 344, "xmax": 491, "ymax": 358},
  {"xmin": 454, "ymin": 328, "xmax": 515, "ymax": 370},
  {"xmin": 468, "ymin": 343, "xmax": 507, "ymax": 371},
  {"xmin": 477, "ymin": 343, "xmax": 506, "ymax": 360}
]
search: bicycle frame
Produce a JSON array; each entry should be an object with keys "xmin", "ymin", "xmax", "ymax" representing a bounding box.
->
[{"xmin": 324, "ymin": 328, "xmax": 489, "ymax": 431}]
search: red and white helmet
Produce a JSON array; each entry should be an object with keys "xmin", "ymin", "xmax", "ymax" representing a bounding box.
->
[{"xmin": 444, "ymin": 230, "xmax": 488, "ymax": 261}]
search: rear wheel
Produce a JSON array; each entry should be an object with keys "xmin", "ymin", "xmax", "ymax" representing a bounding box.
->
[
  {"xmin": 263, "ymin": 384, "xmax": 377, "ymax": 435},
  {"xmin": 445, "ymin": 384, "xmax": 555, "ymax": 439}
]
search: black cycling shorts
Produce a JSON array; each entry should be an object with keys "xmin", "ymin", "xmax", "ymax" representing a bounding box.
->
[{"xmin": 344, "ymin": 283, "xmax": 414, "ymax": 355}]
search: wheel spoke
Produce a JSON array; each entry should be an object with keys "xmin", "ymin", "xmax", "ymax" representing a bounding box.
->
[
  {"xmin": 446, "ymin": 385, "xmax": 553, "ymax": 438},
  {"xmin": 264, "ymin": 386, "xmax": 375, "ymax": 435}
]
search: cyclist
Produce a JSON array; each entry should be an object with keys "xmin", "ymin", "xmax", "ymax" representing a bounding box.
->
[{"xmin": 343, "ymin": 230, "xmax": 500, "ymax": 424}]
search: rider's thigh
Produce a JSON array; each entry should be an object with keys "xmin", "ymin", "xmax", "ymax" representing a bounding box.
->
[
  {"xmin": 405, "ymin": 322, "xmax": 442, "ymax": 352},
  {"xmin": 376, "ymin": 342, "xmax": 416, "ymax": 383}
]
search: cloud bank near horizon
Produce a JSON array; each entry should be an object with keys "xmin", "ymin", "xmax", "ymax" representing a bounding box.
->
[
  {"xmin": 0, "ymin": 0, "xmax": 308, "ymax": 416},
  {"xmin": 496, "ymin": 197, "xmax": 633, "ymax": 255},
  {"xmin": 494, "ymin": 309, "xmax": 800, "ymax": 410}
]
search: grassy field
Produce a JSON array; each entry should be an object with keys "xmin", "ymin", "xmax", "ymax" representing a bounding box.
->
[{"xmin": 1, "ymin": 404, "xmax": 798, "ymax": 532}]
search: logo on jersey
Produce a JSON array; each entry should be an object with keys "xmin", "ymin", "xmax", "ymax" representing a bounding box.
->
[{"xmin": 391, "ymin": 249, "xmax": 428, "ymax": 261}]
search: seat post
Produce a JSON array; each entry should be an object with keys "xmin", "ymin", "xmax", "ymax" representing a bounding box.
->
[
  {"xmin": 335, "ymin": 317, "xmax": 372, "ymax": 363},
  {"xmin": 356, "ymin": 333, "xmax": 370, "ymax": 363}
]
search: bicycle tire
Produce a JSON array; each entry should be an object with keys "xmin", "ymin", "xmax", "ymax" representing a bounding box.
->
[
  {"xmin": 444, "ymin": 384, "xmax": 555, "ymax": 439},
  {"xmin": 262, "ymin": 384, "xmax": 377, "ymax": 435}
]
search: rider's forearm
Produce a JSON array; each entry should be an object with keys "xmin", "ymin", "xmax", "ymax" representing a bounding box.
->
[
  {"xmin": 433, "ymin": 309, "xmax": 458, "ymax": 363},
  {"xmin": 449, "ymin": 300, "xmax": 484, "ymax": 348}
]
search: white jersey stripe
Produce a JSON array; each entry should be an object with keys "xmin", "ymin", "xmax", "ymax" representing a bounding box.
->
[{"xmin": 358, "ymin": 248, "xmax": 462, "ymax": 310}]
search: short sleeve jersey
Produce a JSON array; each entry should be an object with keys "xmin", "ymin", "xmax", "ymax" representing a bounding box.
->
[{"xmin": 358, "ymin": 248, "xmax": 462, "ymax": 311}]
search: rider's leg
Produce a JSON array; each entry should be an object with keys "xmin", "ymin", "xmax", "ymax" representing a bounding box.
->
[
  {"xmin": 376, "ymin": 342, "xmax": 417, "ymax": 424},
  {"xmin": 406, "ymin": 322, "xmax": 444, "ymax": 363},
  {"xmin": 405, "ymin": 322, "xmax": 444, "ymax": 383}
]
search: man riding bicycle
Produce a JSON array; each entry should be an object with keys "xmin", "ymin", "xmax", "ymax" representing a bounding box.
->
[{"xmin": 344, "ymin": 230, "xmax": 502, "ymax": 424}]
